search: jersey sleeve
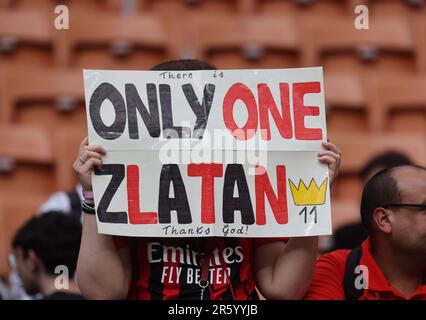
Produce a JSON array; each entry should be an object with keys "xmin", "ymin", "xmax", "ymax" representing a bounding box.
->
[{"xmin": 304, "ymin": 250, "xmax": 348, "ymax": 300}]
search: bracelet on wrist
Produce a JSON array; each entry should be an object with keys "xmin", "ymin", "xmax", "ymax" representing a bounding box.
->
[{"xmin": 82, "ymin": 200, "xmax": 95, "ymax": 215}]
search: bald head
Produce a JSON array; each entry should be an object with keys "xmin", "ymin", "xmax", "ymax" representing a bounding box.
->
[
  {"xmin": 391, "ymin": 166, "xmax": 426, "ymax": 199},
  {"xmin": 360, "ymin": 165, "xmax": 426, "ymax": 234}
]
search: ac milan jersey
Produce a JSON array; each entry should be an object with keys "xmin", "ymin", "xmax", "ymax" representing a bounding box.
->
[{"xmin": 114, "ymin": 236, "xmax": 285, "ymax": 300}]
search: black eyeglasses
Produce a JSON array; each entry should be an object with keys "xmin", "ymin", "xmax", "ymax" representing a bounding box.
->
[{"xmin": 383, "ymin": 204, "xmax": 426, "ymax": 211}]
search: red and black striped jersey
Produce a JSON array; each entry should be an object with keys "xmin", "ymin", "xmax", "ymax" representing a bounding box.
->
[{"xmin": 113, "ymin": 236, "xmax": 286, "ymax": 300}]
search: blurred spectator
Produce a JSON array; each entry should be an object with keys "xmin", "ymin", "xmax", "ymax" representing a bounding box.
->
[
  {"xmin": 0, "ymin": 278, "xmax": 7, "ymax": 300},
  {"xmin": 331, "ymin": 223, "xmax": 368, "ymax": 251},
  {"xmin": 39, "ymin": 185, "xmax": 83, "ymax": 220},
  {"xmin": 360, "ymin": 151, "xmax": 414, "ymax": 182},
  {"xmin": 330, "ymin": 151, "xmax": 413, "ymax": 251},
  {"xmin": 10, "ymin": 212, "xmax": 83, "ymax": 300},
  {"xmin": 6, "ymin": 268, "xmax": 36, "ymax": 300},
  {"xmin": 7, "ymin": 184, "xmax": 83, "ymax": 300},
  {"xmin": 305, "ymin": 165, "xmax": 426, "ymax": 300}
]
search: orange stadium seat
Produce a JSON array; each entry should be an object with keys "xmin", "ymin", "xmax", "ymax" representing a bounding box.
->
[
  {"xmin": 368, "ymin": 73, "xmax": 426, "ymax": 132},
  {"xmin": 66, "ymin": 0, "xmax": 129, "ymax": 12},
  {"xmin": 1, "ymin": 0, "xmax": 137, "ymax": 11},
  {"xmin": 0, "ymin": 68, "xmax": 86, "ymax": 128},
  {"xmin": 0, "ymin": 125, "xmax": 83, "ymax": 197},
  {"xmin": 413, "ymin": 17, "xmax": 426, "ymax": 73},
  {"xmin": 0, "ymin": 125, "xmax": 56, "ymax": 199},
  {"xmin": 364, "ymin": 0, "xmax": 426, "ymax": 16},
  {"xmin": 256, "ymin": 0, "xmax": 354, "ymax": 15},
  {"xmin": 54, "ymin": 10, "xmax": 171, "ymax": 69},
  {"xmin": 329, "ymin": 131, "xmax": 426, "ymax": 174},
  {"xmin": 328, "ymin": 130, "xmax": 426, "ymax": 201},
  {"xmin": 0, "ymin": 0, "xmax": 51, "ymax": 9},
  {"xmin": 69, "ymin": 0, "xmax": 248, "ymax": 15},
  {"xmin": 191, "ymin": 14, "xmax": 302, "ymax": 69},
  {"xmin": 146, "ymin": 0, "xmax": 243, "ymax": 14},
  {"xmin": 56, "ymin": 0, "xmax": 147, "ymax": 13},
  {"xmin": 303, "ymin": 15, "xmax": 417, "ymax": 73},
  {"xmin": 52, "ymin": 127, "xmax": 86, "ymax": 192},
  {"xmin": 0, "ymin": 9, "xmax": 53, "ymax": 67},
  {"xmin": 324, "ymin": 71, "xmax": 368, "ymax": 132}
]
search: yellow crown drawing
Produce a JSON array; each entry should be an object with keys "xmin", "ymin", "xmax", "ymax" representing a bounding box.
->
[{"xmin": 289, "ymin": 178, "xmax": 328, "ymax": 206}]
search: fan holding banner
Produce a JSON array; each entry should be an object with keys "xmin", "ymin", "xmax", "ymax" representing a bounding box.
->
[{"xmin": 73, "ymin": 59, "xmax": 341, "ymax": 300}]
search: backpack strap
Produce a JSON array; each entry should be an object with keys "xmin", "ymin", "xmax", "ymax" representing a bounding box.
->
[{"xmin": 343, "ymin": 245, "xmax": 364, "ymax": 300}]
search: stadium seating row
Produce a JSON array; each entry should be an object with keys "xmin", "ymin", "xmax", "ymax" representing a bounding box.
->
[
  {"xmin": 0, "ymin": 7, "xmax": 425, "ymax": 72},
  {"xmin": 1, "ymin": 68, "xmax": 424, "ymax": 132},
  {"xmin": 1, "ymin": 0, "xmax": 425, "ymax": 16},
  {"xmin": 0, "ymin": 125, "xmax": 84, "ymax": 193}
]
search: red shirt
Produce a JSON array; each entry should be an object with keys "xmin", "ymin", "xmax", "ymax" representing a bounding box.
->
[
  {"xmin": 305, "ymin": 238, "xmax": 426, "ymax": 300},
  {"xmin": 114, "ymin": 236, "xmax": 286, "ymax": 300}
]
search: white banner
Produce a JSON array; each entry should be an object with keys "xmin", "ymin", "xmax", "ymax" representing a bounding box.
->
[{"xmin": 83, "ymin": 67, "xmax": 331, "ymax": 237}]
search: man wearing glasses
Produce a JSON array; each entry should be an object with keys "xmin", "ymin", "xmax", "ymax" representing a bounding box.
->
[{"xmin": 305, "ymin": 165, "xmax": 426, "ymax": 300}]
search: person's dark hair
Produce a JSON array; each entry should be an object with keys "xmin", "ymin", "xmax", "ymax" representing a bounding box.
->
[
  {"xmin": 12, "ymin": 211, "xmax": 82, "ymax": 277},
  {"xmin": 361, "ymin": 167, "xmax": 401, "ymax": 233},
  {"xmin": 360, "ymin": 164, "xmax": 425, "ymax": 234},
  {"xmin": 151, "ymin": 59, "xmax": 216, "ymax": 71},
  {"xmin": 360, "ymin": 151, "xmax": 413, "ymax": 180}
]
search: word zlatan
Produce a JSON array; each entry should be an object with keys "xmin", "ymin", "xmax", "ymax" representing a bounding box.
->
[{"xmin": 95, "ymin": 163, "xmax": 288, "ymax": 225}]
